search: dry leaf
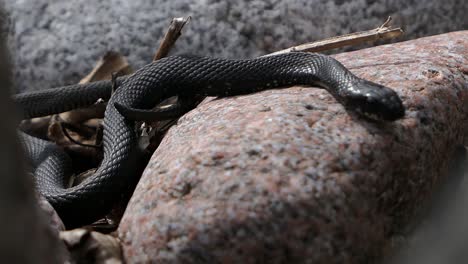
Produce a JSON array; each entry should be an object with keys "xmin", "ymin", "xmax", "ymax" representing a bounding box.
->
[{"xmin": 60, "ymin": 229, "xmax": 123, "ymax": 264}]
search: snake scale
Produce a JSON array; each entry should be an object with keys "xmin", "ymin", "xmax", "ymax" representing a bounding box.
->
[{"xmin": 14, "ymin": 52, "xmax": 405, "ymax": 228}]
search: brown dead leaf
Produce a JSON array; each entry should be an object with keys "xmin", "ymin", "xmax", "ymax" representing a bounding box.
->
[
  {"xmin": 60, "ymin": 229, "xmax": 123, "ymax": 264},
  {"xmin": 18, "ymin": 116, "xmax": 52, "ymax": 139},
  {"xmin": 80, "ymin": 51, "xmax": 133, "ymax": 84},
  {"xmin": 46, "ymin": 51, "xmax": 135, "ymax": 176}
]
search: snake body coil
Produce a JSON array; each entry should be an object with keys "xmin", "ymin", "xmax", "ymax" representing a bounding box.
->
[{"xmin": 15, "ymin": 53, "xmax": 405, "ymax": 227}]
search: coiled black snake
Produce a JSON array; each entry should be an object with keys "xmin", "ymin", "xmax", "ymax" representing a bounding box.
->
[{"xmin": 14, "ymin": 52, "xmax": 405, "ymax": 228}]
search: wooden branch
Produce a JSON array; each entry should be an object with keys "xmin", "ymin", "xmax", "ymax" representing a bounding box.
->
[
  {"xmin": 152, "ymin": 16, "xmax": 191, "ymax": 61},
  {"xmin": 264, "ymin": 16, "xmax": 404, "ymax": 56}
]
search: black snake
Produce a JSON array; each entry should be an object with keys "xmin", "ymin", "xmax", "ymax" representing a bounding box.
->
[{"xmin": 14, "ymin": 52, "xmax": 405, "ymax": 228}]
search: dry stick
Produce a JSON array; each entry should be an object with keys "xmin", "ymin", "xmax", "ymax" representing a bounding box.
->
[
  {"xmin": 150, "ymin": 16, "xmax": 191, "ymax": 111},
  {"xmin": 152, "ymin": 16, "xmax": 191, "ymax": 61},
  {"xmin": 265, "ymin": 16, "xmax": 403, "ymax": 56},
  {"xmin": 146, "ymin": 16, "xmax": 192, "ymax": 150}
]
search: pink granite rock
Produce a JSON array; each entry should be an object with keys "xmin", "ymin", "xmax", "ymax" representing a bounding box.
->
[
  {"xmin": 37, "ymin": 195, "xmax": 66, "ymax": 232},
  {"xmin": 118, "ymin": 31, "xmax": 468, "ymax": 263}
]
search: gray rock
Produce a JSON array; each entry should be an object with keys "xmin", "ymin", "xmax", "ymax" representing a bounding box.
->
[
  {"xmin": 4, "ymin": 0, "xmax": 467, "ymax": 92},
  {"xmin": 0, "ymin": 3, "xmax": 67, "ymax": 263},
  {"xmin": 117, "ymin": 31, "xmax": 468, "ymax": 263}
]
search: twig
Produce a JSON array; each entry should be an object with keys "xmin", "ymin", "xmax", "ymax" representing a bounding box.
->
[
  {"xmin": 264, "ymin": 16, "xmax": 403, "ymax": 56},
  {"xmin": 60, "ymin": 122, "xmax": 101, "ymax": 149},
  {"xmin": 152, "ymin": 16, "xmax": 191, "ymax": 61},
  {"xmin": 378, "ymin": 16, "xmax": 393, "ymax": 30}
]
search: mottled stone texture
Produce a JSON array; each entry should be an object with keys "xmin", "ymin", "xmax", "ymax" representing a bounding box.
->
[
  {"xmin": 0, "ymin": 3, "xmax": 66, "ymax": 262},
  {"xmin": 4, "ymin": 0, "xmax": 467, "ymax": 92},
  {"xmin": 118, "ymin": 32, "xmax": 468, "ymax": 263},
  {"xmin": 37, "ymin": 195, "xmax": 65, "ymax": 232}
]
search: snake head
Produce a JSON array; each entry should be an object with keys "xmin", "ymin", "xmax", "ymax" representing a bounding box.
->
[{"xmin": 345, "ymin": 79, "xmax": 405, "ymax": 121}]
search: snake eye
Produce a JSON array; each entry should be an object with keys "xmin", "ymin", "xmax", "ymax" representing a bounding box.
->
[{"xmin": 346, "ymin": 79, "xmax": 405, "ymax": 121}]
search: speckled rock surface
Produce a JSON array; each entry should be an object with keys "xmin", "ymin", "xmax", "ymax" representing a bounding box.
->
[
  {"xmin": 118, "ymin": 32, "xmax": 468, "ymax": 263},
  {"xmin": 4, "ymin": 0, "xmax": 467, "ymax": 92},
  {"xmin": 0, "ymin": 4, "xmax": 66, "ymax": 261},
  {"xmin": 37, "ymin": 195, "xmax": 65, "ymax": 232}
]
